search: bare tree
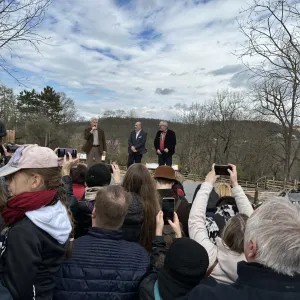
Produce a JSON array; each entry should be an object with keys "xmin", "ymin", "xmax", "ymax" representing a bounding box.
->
[
  {"xmin": 0, "ymin": 0, "xmax": 52, "ymax": 81},
  {"xmin": 58, "ymin": 92, "xmax": 78, "ymax": 123},
  {"xmin": 207, "ymin": 90, "xmax": 246, "ymax": 162},
  {"xmin": 237, "ymin": 0, "xmax": 300, "ymax": 178}
]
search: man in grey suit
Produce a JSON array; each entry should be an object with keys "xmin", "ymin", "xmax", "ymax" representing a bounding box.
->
[{"xmin": 127, "ymin": 121, "xmax": 147, "ymax": 168}]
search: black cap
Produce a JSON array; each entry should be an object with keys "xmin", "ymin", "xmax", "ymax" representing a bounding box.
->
[
  {"xmin": 164, "ymin": 237, "xmax": 209, "ymax": 285},
  {"xmin": 85, "ymin": 163, "xmax": 111, "ymax": 188}
]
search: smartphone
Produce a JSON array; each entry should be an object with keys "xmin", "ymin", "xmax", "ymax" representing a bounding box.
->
[
  {"xmin": 162, "ymin": 197, "xmax": 175, "ymax": 224},
  {"xmin": 57, "ymin": 148, "xmax": 77, "ymax": 158},
  {"xmin": 214, "ymin": 165, "xmax": 233, "ymax": 176}
]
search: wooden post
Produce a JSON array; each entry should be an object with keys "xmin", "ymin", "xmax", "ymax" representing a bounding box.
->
[
  {"xmin": 254, "ymin": 188, "xmax": 259, "ymax": 205},
  {"xmin": 264, "ymin": 177, "xmax": 267, "ymax": 190}
]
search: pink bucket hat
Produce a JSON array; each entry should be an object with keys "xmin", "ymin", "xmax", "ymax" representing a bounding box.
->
[{"xmin": 0, "ymin": 144, "xmax": 59, "ymax": 177}]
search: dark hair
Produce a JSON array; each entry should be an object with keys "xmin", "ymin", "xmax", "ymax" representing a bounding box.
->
[
  {"xmin": 122, "ymin": 164, "xmax": 160, "ymax": 252},
  {"xmin": 95, "ymin": 185, "xmax": 132, "ymax": 229},
  {"xmin": 155, "ymin": 178, "xmax": 175, "ymax": 185},
  {"xmin": 70, "ymin": 164, "xmax": 88, "ymax": 185},
  {"xmin": 221, "ymin": 213, "xmax": 248, "ymax": 253}
]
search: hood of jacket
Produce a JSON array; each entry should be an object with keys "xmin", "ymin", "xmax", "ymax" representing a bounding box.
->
[
  {"xmin": 85, "ymin": 186, "xmax": 103, "ymax": 201},
  {"xmin": 25, "ymin": 200, "xmax": 72, "ymax": 244},
  {"xmin": 212, "ymin": 237, "xmax": 246, "ymax": 284},
  {"xmin": 123, "ymin": 193, "xmax": 144, "ymax": 225}
]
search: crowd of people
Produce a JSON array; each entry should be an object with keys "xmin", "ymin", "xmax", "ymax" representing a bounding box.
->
[{"xmin": 0, "ymin": 141, "xmax": 299, "ymax": 300}]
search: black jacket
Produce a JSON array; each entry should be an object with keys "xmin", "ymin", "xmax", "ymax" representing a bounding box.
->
[
  {"xmin": 128, "ymin": 130, "xmax": 147, "ymax": 154},
  {"xmin": 0, "ymin": 120, "xmax": 6, "ymax": 143},
  {"xmin": 0, "ymin": 283, "xmax": 12, "ymax": 300},
  {"xmin": 183, "ymin": 261, "xmax": 300, "ymax": 300},
  {"xmin": 54, "ymin": 227, "xmax": 150, "ymax": 300},
  {"xmin": 154, "ymin": 129, "xmax": 176, "ymax": 156},
  {"xmin": 62, "ymin": 175, "xmax": 92, "ymax": 239},
  {"xmin": 139, "ymin": 236, "xmax": 166, "ymax": 300},
  {"xmin": 0, "ymin": 217, "xmax": 68, "ymax": 300},
  {"xmin": 122, "ymin": 193, "xmax": 144, "ymax": 243},
  {"xmin": 192, "ymin": 184, "xmax": 220, "ymax": 212}
]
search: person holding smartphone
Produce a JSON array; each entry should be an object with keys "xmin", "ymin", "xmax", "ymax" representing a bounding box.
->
[
  {"xmin": 139, "ymin": 211, "xmax": 210, "ymax": 300},
  {"xmin": 189, "ymin": 164, "xmax": 253, "ymax": 284},
  {"xmin": 82, "ymin": 118, "xmax": 107, "ymax": 167},
  {"xmin": 154, "ymin": 165, "xmax": 190, "ymax": 237}
]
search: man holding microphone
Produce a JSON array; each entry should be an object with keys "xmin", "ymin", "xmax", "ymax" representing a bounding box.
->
[{"xmin": 82, "ymin": 118, "xmax": 107, "ymax": 167}]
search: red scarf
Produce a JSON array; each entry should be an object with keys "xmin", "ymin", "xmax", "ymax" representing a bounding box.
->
[
  {"xmin": 2, "ymin": 190, "xmax": 58, "ymax": 225},
  {"xmin": 72, "ymin": 184, "xmax": 85, "ymax": 200}
]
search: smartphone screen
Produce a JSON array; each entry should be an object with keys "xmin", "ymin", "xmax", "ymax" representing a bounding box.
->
[
  {"xmin": 162, "ymin": 197, "xmax": 175, "ymax": 224},
  {"xmin": 57, "ymin": 148, "xmax": 77, "ymax": 158},
  {"xmin": 214, "ymin": 165, "xmax": 233, "ymax": 176}
]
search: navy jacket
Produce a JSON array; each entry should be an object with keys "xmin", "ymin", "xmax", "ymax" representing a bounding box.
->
[
  {"xmin": 128, "ymin": 130, "xmax": 147, "ymax": 154},
  {"xmin": 183, "ymin": 261, "xmax": 300, "ymax": 300},
  {"xmin": 53, "ymin": 228, "xmax": 150, "ymax": 300}
]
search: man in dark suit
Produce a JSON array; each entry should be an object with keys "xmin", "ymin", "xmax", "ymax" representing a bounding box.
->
[
  {"xmin": 82, "ymin": 118, "xmax": 107, "ymax": 167},
  {"xmin": 127, "ymin": 121, "xmax": 147, "ymax": 168},
  {"xmin": 154, "ymin": 120, "xmax": 176, "ymax": 166}
]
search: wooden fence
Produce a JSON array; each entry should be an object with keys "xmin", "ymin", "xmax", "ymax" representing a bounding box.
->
[{"xmin": 119, "ymin": 166, "xmax": 298, "ymax": 192}]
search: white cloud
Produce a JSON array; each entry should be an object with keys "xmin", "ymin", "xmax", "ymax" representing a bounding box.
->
[{"xmin": 0, "ymin": 0, "xmax": 257, "ymax": 119}]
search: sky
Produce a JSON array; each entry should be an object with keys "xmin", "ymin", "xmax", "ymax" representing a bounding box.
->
[{"xmin": 0, "ymin": 0, "xmax": 252, "ymax": 120}]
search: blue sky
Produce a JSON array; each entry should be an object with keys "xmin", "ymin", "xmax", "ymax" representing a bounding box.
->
[{"xmin": 0, "ymin": 0, "xmax": 251, "ymax": 120}]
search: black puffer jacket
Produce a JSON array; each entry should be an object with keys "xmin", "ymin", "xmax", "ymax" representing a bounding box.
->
[
  {"xmin": 139, "ymin": 236, "xmax": 166, "ymax": 300},
  {"xmin": 0, "ymin": 217, "xmax": 68, "ymax": 300},
  {"xmin": 54, "ymin": 228, "xmax": 150, "ymax": 300},
  {"xmin": 122, "ymin": 193, "xmax": 144, "ymax": 243},
  {"xmin": 62, "ymin": 175, "xmax": 92, "ymax": 239}
]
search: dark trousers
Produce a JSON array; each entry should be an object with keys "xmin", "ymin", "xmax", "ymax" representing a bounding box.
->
[
  {"xmin": 158, "ymin": 153, "xmax": 172, "ymax": 166},
  {"xmin": 127, "ymin": 152, "xmax": 143, "ymax": 168}
]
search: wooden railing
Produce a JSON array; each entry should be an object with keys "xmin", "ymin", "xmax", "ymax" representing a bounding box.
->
[{"xmin": 119, "ymin": 166, "xmax": 298, "ymax": 192}]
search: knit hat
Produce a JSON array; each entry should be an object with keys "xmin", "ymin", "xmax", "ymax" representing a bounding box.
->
[
  {"xmin": 154, "ymin": 165, "xmax": 176, "ymax": 181},
  {"xmin": 158, "ymin": 237, "xmax": 209, "ymax": 299},
  {"xmin": 0, "ymin": 144, "xmax": 59, "ymax": 177},
  {"xmin": 85, "ymin": 163, "xmax": 111, "ymax": 188}
]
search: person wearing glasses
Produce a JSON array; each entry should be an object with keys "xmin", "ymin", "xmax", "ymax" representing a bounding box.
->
[{"xmin": 154, "ymin": 121, "xmax": 176, "ymax": 166}]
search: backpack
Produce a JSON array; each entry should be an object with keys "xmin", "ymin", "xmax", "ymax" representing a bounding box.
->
[{"xmin": 162, "ymin": 198, "xmax": 185, "ymax": 248}]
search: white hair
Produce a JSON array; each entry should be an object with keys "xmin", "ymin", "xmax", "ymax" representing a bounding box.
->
[
  {"xmin": 245, "ymin": 198, "xmax": 300, "ymax": 276},
  {"xmin": 160, "ymin": 120, "xmax": 168, "ymax": 127},
  {"xmin": 90, "ymin": 117, "xmax": 97, "ymax": 122}
]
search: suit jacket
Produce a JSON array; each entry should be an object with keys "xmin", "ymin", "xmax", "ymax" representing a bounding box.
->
[
  {"xmin": 82, "ymin": 127, "xmax": 107, "ymax": 155},
  {"xmin": 154, "ymin": 129, "xmax": 176, "ymax": 156},
  {"xmin": 128, "ymin": 130, "xmax": 147, "ymax": 154}
]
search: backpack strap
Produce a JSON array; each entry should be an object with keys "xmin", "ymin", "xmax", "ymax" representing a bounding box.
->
[
  {"xmin": 204, "ymin": 259, "xmax": 218, "ymax": 279},
  {"xmin": 175, "ymin": 197, "xmax": 182, "ymax": 211}
]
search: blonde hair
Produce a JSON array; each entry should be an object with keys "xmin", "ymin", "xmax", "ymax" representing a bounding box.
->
[
  {"xmin": 216, "ymin": 183, "xmax": 232, "ymax": 197},
  {"xmin": 221, "ymin": 213, "xmax": 248, "ymax": 253}
]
